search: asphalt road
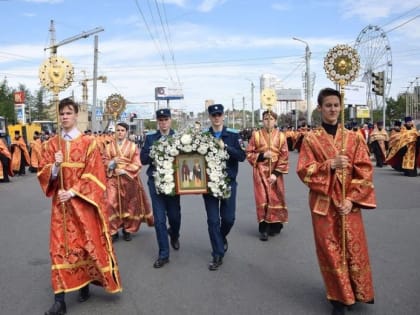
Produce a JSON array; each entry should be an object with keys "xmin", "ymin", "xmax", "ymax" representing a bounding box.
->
[{"xmin": 0, "ymin": 151, "xmax": 419, "ymax": 315}]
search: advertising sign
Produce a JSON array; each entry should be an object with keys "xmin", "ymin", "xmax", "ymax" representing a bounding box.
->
[
  {"xmin": 155, "ymin": 87, "xmax": 184, "ymax": 100},
  {"xmin": 14, "ymin": 91, "xmax": 25, "ymax": 104},
  {"xmin": 356, "ymin": 106, "xmax": 370, "ymax": 119},
  {"xmin": 277, "ymin": 89, "xmax": 303, "ymax": 101},
  {"xmin": 344, "ymin": 82, "xmax": 367, "ymax": 105}
]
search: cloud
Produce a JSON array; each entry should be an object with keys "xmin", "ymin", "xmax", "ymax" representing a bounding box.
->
[
  {"xmin": 341, "ymin": 0, "xmax": 416, "ymax": 21},
  {"xmin": 271, "ymin": 2, "xmax": 291, "ymax": 11},
  {"xmin": 197, "ymin": 0, "xmax": 226, "ymax": 12}
]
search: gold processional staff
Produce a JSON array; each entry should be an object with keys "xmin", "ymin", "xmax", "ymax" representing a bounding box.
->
[
  {"xmin": 39, "ymin": 56, "xmax": 74, "ymax": 256},
  {"xmin": 323, "ymin": 44, "xmax": 360, "ymax": 265},
  {"xmin": 105, "ymin": 93, "xmax": 126, "ymax": 220},
  {"xmin": 260, "ymin": 88, "xmax": 277, "ymax": 221}
]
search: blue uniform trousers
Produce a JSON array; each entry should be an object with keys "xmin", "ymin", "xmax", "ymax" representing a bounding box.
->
[
  {"xmin": 203, "ymin": 181, "xmax": 237, "ymax": 258},
  {"xmin": 148, "ymin": 179, "xmax": 181, "ymax": 259}
]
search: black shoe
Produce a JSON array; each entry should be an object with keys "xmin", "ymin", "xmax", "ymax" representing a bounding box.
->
[
  {"xmin": 112, "ymin": 233, "xmax": 119, "ymax": 242},
  {"xmin": 259, "ymin": 232, "xmax": 268, "ymax": 241},
  {"xmin": 78, "ymin": 285, "xmax": 90, "ymax": 302},
  {"xmin": 122, "ymin": 230, "xmax": 132, "ymax": 241},
  {"xmin": 223, "ymin": 238, "xmax": 228, "ymax": 252},
  {"xmin": 153, "ymin": 258, "xmax": 169, "ymax": 268},
  {"xmin": 170, "ymin": 237, "xmax": 180, "ymax": 250},
  {"xmin": 45, "ymin": 301, "xmax": 67, "ymax": 315},
  {"xmin": 168, "ymin": 228, "xmax": 180, "ymax": 250},
  {"xmin": 330, "ymin": 301, "xmax": 346, "ymax": 315},
  {"xmin": 208, "ymin": 256, "xmax": 223, "ymax": 271}
]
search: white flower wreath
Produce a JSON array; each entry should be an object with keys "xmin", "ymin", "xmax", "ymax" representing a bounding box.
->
[{"xmin": 149, "ymin": 128, "xmax": 231, "ymax": 199}]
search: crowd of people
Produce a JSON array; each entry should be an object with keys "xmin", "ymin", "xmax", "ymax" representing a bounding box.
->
[{"xmin": 1, "ymin": 88, "xmax": 419, "ymax": 315}]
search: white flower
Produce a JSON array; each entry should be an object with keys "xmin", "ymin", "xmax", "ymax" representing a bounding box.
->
[
  {"xmin": 180, "ymin": 134, "xmax": 192, "ymax": 145},
  {"xmin": 150, "ymin": 127, "xmax": 230, "ymax": 198}
]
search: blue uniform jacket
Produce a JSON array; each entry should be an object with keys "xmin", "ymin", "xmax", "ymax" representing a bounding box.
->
[
  {"xmin": 140, "ymin": 129, "xmax": 176, "ymax": 178},
  {"xmin": 207, "ymin": 126, "xmax": 245, "ymax": 180}
]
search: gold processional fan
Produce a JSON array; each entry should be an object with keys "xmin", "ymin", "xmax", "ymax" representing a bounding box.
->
[
  {"xmin": 39, "ymin": 56, "xmax": 74, "ymax": 94},
  {"xmin": 105, "ymin": 93, "xmax": 126, "ymax": 119},
  {"xmin": 260, "ymin": 88, "xmax": 277, "ymax": 112},
  {"xmin": 323, "ymin": 44, "xmax": 360, "ymax": 266}
]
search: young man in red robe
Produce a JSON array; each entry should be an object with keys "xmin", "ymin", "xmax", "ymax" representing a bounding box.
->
[
  {"xmin": 104, "ymin": 122, "xmax": 153, "ymax": 242},
  {"xmin": 246, "ymin": 110, "xmax": 289, "ymax": 241},
  {"xmin": 297, "ymin": 88, "xmax": 376, "ymax": 315},
  {"xmin": 38, "ymin": 98, "xmax": 122, "ymax": 315}
]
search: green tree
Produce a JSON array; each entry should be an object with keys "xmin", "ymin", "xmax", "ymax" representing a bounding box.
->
[
  {"xmin": 0, "ymin": 78, "xmax": 16, "ymax": 123},
  {"xmin": 32, "ymin": 87, "xmax": 51, "ymax": 121}
]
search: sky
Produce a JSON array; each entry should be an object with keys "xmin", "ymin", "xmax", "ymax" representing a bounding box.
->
[{"xmin": 0, "ymin": 0, "xmax": 420, "ymax": 118}]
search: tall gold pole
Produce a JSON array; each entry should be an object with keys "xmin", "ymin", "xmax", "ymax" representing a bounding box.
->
[
  {"xmin": 261, "ymin": 88, "xmax": 277, "ymax": 219},
  {"xmin": 324, "ymin": 45, "xmax": 360, "ymax": 266},
  {"xmin": 39, "ymin": 56, "xmax": 74, "ymax": 257}
]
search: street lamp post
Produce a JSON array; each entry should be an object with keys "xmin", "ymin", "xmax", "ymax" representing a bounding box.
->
[
  {"xmin": 293, "ymin": 37, "xmax": 311, "ymax": 126},
  {"xmin": 245, "ymin": 79, "xmax": 255, "ymax": 128}
]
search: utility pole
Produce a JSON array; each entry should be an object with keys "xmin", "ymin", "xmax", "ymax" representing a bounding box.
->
[
  {"xmin": 242, "ymin": 96, "xmax": 246, "ymax": 129},
  {"xmin": 293, "ymin": 37, "xmax": 311, "ymax": 125},
  {"xmin": 92, "ymin": 35, "xmax": 99, "ymax": 132}
]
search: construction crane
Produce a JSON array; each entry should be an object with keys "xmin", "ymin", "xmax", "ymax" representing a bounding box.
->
[{"xmin": 44, "ymin": 20, "xmax": 104, "ymax": 55}]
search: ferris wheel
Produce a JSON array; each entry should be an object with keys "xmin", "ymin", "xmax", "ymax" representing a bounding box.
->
[{"xmin": 354, "ymin": 25, "xmax": 392, "ymax": 109}]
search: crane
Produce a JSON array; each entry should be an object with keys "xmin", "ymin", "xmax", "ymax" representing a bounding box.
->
[{"xmin": 44, "ymin": 20, "xmax": 104, "ymax": 55}]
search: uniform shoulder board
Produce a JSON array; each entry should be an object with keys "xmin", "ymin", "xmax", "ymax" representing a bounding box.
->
[
  {"xmin": 146, "ymin": 130, "xmax": 157, "ymax": 136},
  {"xmin": 226, "ymin": 128, "xmax": 239, "ymax": 133}
]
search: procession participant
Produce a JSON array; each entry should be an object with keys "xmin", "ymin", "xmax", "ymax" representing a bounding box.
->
[
  {"xmin": 38, "ymin": 98, "xmax": 122, "ymax": 315},
  {"xmin": 11, "ymin": 130, "xmax": 30, "ymax": 175},
  {"xmin": 246, "ymin": 110, "xmax": 289, "ymax": 241},
  {"xmin": 140, "ymin": 108, "xmax": 181, "ymax": 268},
  {"xmin": 0, "ymin": 137, "xmax": 12, "ymax": 182},
  {"xmin": 203, "ymin": 104, "xmax": 246, "ymax": 270},
  {"xmin": 386, "ymin": 116, "xmax": 420, "ymax": 177},
  {"xmin": 296, "ymin": 88, "xmax": 376, "ymax": 315},
  {"xmin": 29, "ymin": 130, "xmax": 42, "ymax": 173},
  {"xmin": 285, "ymin": 126, "xmax": 294, "ymax": 151},
  {"xmin": 104, "ymin": 122, "xmax": 153, "ymax": 242},
  {"xmin": 369, "ymin": 121, "xmax": 389, "ymax": 168}
]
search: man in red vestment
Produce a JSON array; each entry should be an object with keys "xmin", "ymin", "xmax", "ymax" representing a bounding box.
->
[
  {"xmin": 246, "ymin": 110, "xmax": 289, "ymax": 241},
  {"xmin": 0, "ymin": 137, "xmax": 13, "ymax": 182},
  {"xmin": 38, "ymin": 98, "xmax": 122, "ymax": 315},
  {"xmin": 11, "ymin": 130, "xmax": 30, "ymax": 175},
  {"xmin": 104, "ymin": 122, "xmax": 153, "ymax": 242},
  {"xmin": 297, "ymin": 88, "xmax": 376, "ymax": 315}
]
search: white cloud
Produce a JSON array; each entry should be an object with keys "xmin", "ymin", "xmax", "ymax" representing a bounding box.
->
[
  {"xmin": 271, "ymin": 2, "xmax": 291, "ymax": 11},
  {"xmin": 197, "ymin": 0, "xmax": 226, "ymax": 12},
  {"xmin": 341, "ymin": 0, "xmax": 416, "ymax": 21}
]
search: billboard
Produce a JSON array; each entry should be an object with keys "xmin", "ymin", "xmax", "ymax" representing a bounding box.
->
[
  {"xmin": 356, "ymin": 106, "xmax": 370, "ymax": 118},
  {"xmin": 155, "ymin": 87, "xmax": 184, "ymax": 100},
  {"xmin": 277, "ymin": 89, "xmax": 303, "ymax": 101},
  {"xmin": 126, "ymin": 104, "xmax": 154, "ymax": 120},
  {"xmin": 344, "ymin": 82, "xmax": 367, "ymax": 105}
]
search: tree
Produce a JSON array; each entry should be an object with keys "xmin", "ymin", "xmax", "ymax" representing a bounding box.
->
[
  {"xmin": 32, "ymin": 87, "xmax": 51, "ymax": 121},
  {"xmin": 0, "ymin": 78, "xmax": 16, "ymax": 123},
  {"xmin": 385, "ymin": 95, "xmax": 406, "ymax": 124}
]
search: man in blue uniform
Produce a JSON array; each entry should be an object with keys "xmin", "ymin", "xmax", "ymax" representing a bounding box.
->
[
  {"xmin": 140, "ymin": 108, "xmax": 181, "ymax": 268},
  {"xmin": 203, "ymin": 104, "xmax": 246, "ymax": 270}
]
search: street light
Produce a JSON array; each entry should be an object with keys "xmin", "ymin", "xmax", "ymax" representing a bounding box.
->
[
  {"xmin": 245, "ymin": 78, "xmax": 255, "ymax": 128},
  {"xmin": 293, "ymin": 37, "xmax": 312, "ymax": 126}
]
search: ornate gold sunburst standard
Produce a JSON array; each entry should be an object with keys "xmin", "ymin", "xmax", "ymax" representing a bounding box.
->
[
  {"xmin": 39, "ymin": 56, "xmax": 74, "ymax": 93},
  {"xmin": 105, "ymin": 93, "xmax": 126, "ymax": 117},
  {"xmin": 260, "ymin": 88, "xmax": 277, "ymax": 111},
  {"xmin": 324, "ymin": 44, "xmax": 360, "ymax": 85}
]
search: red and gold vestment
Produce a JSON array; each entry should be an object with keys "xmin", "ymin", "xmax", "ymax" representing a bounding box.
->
[
  {"xmin": 38, "ymin": 134, "xmax": 122, "ymax": 294},
  {"xmin": 246, "ymin": 128, "xmax": 288, "ymax": 224},
  {"xmin": 297, "ymin": 126, "xmax": 376, "ymax": 305},
  {"xmin": 104, "ymin": 138, "xmax": 153, "ymax": 235}
]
